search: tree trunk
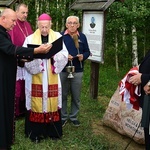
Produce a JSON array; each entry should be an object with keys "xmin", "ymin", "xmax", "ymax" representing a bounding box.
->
[
  {"xmin": 115, "ymin": 33, "xmax": 119, "ymax": 72},
  {"xmin": 132, "ymin": 25, "xmax": 138, "ymax": 66}
]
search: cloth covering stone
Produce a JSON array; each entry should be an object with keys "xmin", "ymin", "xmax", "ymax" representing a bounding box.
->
[{"xmin": 103, "ymin": 87, "xmax": 144, "ymax": 144}]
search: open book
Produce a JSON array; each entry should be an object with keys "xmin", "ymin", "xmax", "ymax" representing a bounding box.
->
[{"xmin": 28, "ymin": 36, "xmax": 62, "ymax": 59}]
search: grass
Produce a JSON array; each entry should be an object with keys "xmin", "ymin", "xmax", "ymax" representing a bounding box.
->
[{"xmin": 11, "ymin": 61, "xmax": 128, "ymax": 150}]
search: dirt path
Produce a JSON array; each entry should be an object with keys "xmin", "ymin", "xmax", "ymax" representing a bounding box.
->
[{"xmin": 92, "ymin": 120, "xmax": 145, "ymax": 150}]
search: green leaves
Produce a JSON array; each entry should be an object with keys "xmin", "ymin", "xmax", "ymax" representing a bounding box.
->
[{"xmin": 105, "ymin": 0, "xmax": 150, "ymax": 68}]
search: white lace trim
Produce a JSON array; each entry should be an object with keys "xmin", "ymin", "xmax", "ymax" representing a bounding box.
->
[
  {"xmin": 24, "ymin": 59, "xmax": 44, "ymax": 75},
  {"xmin": 16, "ymin": 66, "xmax": 25, "ymax": 80},
  {"xmin": 53, "ymin": 52, "xmax": 68, "ymax": 74}
]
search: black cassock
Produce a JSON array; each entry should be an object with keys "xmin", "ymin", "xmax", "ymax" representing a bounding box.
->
[
  {"xmin": 139, "ymin": 50, "xmax": 150, "ymax": 150},
  {"xmin": 0, "ymin": 25, "xmax": 34, "ymax": 149}
]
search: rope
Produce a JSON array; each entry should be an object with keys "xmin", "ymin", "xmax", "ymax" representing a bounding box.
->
[{"xmin": 124, "ymin": 122, "xmax": 141, "ymax": 150}]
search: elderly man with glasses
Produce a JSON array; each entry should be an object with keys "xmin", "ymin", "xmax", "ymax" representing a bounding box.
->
[{"xmin": 60, "ymin": 16, "xmax": 90, "ymax": 127}]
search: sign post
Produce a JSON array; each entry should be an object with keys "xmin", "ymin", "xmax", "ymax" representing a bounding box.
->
[
  {"xmin": 82, "ymin": 11, "xmax": 105, "ymax": 63},
  {"xmin": 82, "ymin": 11, "xmax": 105, "ymax": 99}
]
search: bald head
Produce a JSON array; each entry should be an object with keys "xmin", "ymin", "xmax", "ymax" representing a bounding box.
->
[
  {"xmin": 1, "ymin": 8, "xmax": 15, "ymax": 17},
  {"xmin": 0, "ymin": 8, "xmax": 17, "ymax": 31}
]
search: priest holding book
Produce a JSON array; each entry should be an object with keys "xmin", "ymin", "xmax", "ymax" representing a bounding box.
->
[{"xmin": 23, "ymin": 13, "xmax": 68, "ymax": 143}]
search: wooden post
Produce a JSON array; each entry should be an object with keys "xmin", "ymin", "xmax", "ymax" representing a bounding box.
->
[{"xmin": 90, "ymin": 61, "xmax": 100, "ymax": 99}]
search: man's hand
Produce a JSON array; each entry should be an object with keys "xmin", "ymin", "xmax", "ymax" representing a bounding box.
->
[
  {"xmin": 68, "ymin": 54, "xmax": 83, "ymax": 62},
  {"xmin": 68, "ymin": 54, "xmax": 73, "ymax": 61},
  {"xmin": 77, "ymin": 54, "xmax": 83, "ymax": 61},
  {"xmin": 34, "ymin": 43, "xmax": 52, "ymax": 54},
  {"xmin": 129, "ymin": 73, "xmax": 142, "ymax": 85},
  {"xmin": 144, "ymin": 81, "xmax": 150, "ymax": 95}
]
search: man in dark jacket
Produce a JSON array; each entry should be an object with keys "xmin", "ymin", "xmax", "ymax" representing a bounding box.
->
[
  {"xmin": 129, "ymin": 51, "xmax": 150, "ymax": 150},
  {"xmin": 0, "ymin": 8, "xmax": 51, "ymax": 150}
]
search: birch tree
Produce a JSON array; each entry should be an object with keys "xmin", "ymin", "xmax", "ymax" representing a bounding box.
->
[
  {"xmin": 105, "ymin": 0, "xmax": 150, "ymax": 68},
  {"xmin": 131, "ymin": 1, "xmax": 138, "ymax": 66}
]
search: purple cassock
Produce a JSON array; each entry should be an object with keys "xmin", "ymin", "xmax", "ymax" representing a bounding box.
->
[{"xmin": 9, "ymin": 19, "xmax": 33, "ymax": 117}]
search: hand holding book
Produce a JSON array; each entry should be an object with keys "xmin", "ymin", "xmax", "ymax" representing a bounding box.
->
[{"xmin": 28, "ymin": 36, "xmax": 63, "ymax": 59}]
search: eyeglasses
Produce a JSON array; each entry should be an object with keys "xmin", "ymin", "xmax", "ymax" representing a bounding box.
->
[{"xmin": 67, "ymin": 22, "xmax": 78, "ymax": 25}]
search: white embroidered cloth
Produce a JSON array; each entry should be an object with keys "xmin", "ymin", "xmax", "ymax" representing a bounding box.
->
[{"xmin": 23, "ymin": 32, "xmax": 68, "ymax": 111}]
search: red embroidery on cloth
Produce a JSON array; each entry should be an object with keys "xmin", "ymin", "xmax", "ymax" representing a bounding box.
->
[
  {"xmin": 48, "ymin": 84, "xmax": 58, "ymax": 97},
  {"xmin": 32, "ymin": 84, "xmax": 43, "ymax": 97},
  {"xmin": 29, "ymin": 111, "xmax": 60, "ymax": 123},
  {"xmin": 31, "ymin": 84, "xmax": 58, "ymax": 97},
  {"xmin": 125, "ymin": 82, "xmax": 140, "ymax": 110}
]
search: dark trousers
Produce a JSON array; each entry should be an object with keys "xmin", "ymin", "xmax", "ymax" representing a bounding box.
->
[
  {"xmin": 141, "ymin": 95, "xmax": 150, "ymax": 150},
  {"xmin": 144, "ymin": 127, "xmax": 150, "ymax": 150}
]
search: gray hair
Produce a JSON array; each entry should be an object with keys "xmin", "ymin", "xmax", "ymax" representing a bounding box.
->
[
  {"xmin": 15, "ymin": 3, "xmax": 28, "ymax": 11},
  {"xmin": 66, "ymin": 16, "xmax": 79, "ymax": 23}
]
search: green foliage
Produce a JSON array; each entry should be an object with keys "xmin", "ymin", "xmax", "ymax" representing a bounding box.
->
[
  {"xmin": 21, "ymin": 0, "xmax": 79, "ymax": 31},
  {"xmin": 105, "ymin": 0, "xmax": 150, "ymax": 67}
]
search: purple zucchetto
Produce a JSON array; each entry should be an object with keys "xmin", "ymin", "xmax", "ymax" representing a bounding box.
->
[{"xmin": 38, "ymin": 13, "xmax": 52, "ymax": 21}]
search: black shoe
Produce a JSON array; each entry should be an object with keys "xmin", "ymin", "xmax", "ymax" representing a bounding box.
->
[
  {"xmin": 62, "ymin": 120, "xmax": 67, "ymax": 127},
  {"xmin": 71, "ymin": 120, "xmax": 80, "ymax": 127}
]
